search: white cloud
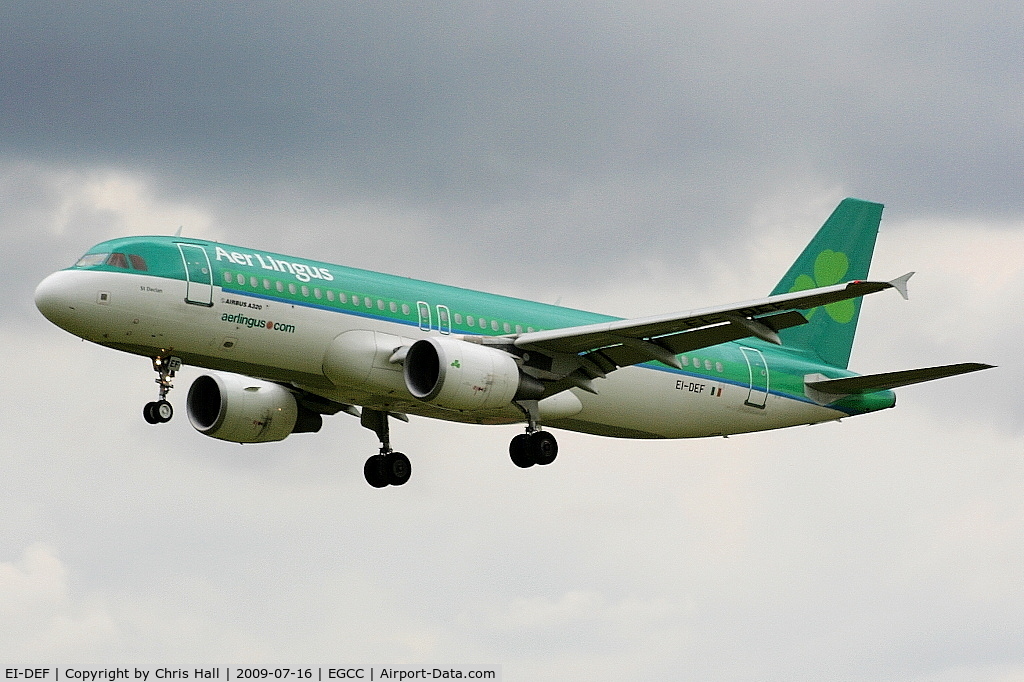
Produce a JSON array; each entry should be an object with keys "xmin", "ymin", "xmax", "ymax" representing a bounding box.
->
[
  {"xmin": 0, "ymin": 544, "xmax": 120, "ymax": 660},
  {"xmin": 0, "ymin": 161, "xmax": 215, "ymax": 241}
]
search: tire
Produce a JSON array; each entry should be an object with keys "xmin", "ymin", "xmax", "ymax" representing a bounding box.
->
[
  {"xmin": 155, "ymin": 400, "xmax": 173, "ymax": 423},
  {"xmin": 363, "ymin": 454, "xmax": 390, "ymax": 488},
  {"xmin": 384, "ymin": 451, "xmax": 412, "ymax": 486},
  {"xmin": 529, "ymin": 430, "xmax": 558, "ymax": 466},
  {"xmin": 143, "ymin": 402, "xmax": 160, "ymax": 424},
  {"xmin": 509, "ymin": 433, "xmax": 534, "ymax": 468}
]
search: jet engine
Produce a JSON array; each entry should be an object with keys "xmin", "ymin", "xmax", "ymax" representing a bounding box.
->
[
  {"xmin": 404, "ymin": 337, "xmax": 543, "ymax": 411},
  {"xmin": 186, "ymin": 373, "xmax": 322, "ymax": 443}
]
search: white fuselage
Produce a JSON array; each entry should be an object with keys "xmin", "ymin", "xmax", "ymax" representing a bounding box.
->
[{"xmin": 36, "ymin": 267, "xmax": 849, "ymax": 440}]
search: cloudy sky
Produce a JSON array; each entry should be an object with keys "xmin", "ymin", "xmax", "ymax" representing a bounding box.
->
[{"xmin": 3, "ymin": 1, "xmax": 1023, "ymax": 679}]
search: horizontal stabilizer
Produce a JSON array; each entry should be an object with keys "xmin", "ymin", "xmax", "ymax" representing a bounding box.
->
[{"xmin": 805, "ymin": 363, "xmax": 994, "ymax": 404}]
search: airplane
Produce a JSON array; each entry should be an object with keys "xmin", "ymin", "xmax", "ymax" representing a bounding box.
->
[{"xmin": 34, "ymin": 198, "xmax": 992, "ymax": 488}]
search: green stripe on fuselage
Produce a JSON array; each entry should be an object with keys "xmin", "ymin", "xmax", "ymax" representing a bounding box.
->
[{"xmin": 71, "ymin": 235, "xmax": 894, "ymax": 417}]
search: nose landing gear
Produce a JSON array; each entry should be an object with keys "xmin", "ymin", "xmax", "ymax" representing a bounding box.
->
[{"xmin": 143, "ymin": 355, "xmax": 181, "ymax": 424}]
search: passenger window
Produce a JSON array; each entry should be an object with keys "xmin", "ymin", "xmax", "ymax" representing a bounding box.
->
[
  {"xmin": 106, "ymin": 253, "xmax": 130, "ymax": 269},
  {"xmin": 263, "ymin": 279, "xmax": 271, "ymax": 290},
  {"xmin": 515, "ymin": 325, "xmax": 523, "ymax": 334},
  {"xmin": 352, "ymin": 295, "xmax": 360, "ymax": 306},
  {"xmin": 503, "ymin": 322, "xmax": 511, "ymax": 333},
  {"xmin": 327, "ymin": 290, "xmax": 335, "ymax": 302},
  {"xmin": 314, "ymin": 288, "xmax": 322, "ymax": 299},
  {"xmin": 128, "ymin": 254, "xmax": 148, "ymax": 271},
  {"xmin": 491, "ymin": 320, "xmax": 499, "ymax": 331},
  {"xmin": 339, "ymin": 292, "xmax": 348, "ymax": 303},
  {"xmin": 390, "ymin": 301, "xmax": 397, "ymax": 313},
  {"xmin": 301, "ymin": 285, "xmax": 310, "ymax": 297},
  {"xmin": 466, "ymin": 315, "xmax": 475, "ymax": 326},
  {"xmin": 223, "ymin": 272, "xmax": 233, "ymax": 283},
  {"xmin": 377, "ymin": 299, "xmax": 385, "ymax": 310},
  {"xmin": 365, "ymin": 297, "xmax": 372, "ymax": 308},
  {"xmin": 251, "ymin": 276, "xmax": 259, "ymax": 288},
  {"xmin": 454, "ymin": 313, "xmax": 463, "ymax": 324},
  {"xmin": 276, "ymin": 281, "xmax": 284, "ymax": 292},
  {"xmin": 401, "ymin": 303, "xmax": 410, "ymax": 315},
  {"xmin": 288, "ymin": 283, "xmax": 297, "ymax": 295},
  {"xmin": 236, "ymin": 274, "xmax": 246, "ymax": 285}
]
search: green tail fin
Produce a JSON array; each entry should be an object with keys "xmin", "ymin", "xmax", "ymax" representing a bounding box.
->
[{"xmin": 770, "ymin": 198, "xmax": 884, "ymax": 369}]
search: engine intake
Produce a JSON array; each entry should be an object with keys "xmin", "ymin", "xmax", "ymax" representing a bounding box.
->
[
  {"xmin": 186, "ymin": 373, "xmax": 322, "ymax": 443},
  {"xmin": 404, "ymin": 337, "xmax": 543, "ymax": 411}
]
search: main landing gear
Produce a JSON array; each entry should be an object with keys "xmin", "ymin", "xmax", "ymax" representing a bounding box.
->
[
  {"xmin": 143, "ymin": 355, "xmax": 181, "ymax": 424},
  {"xmin": 509, "ymin": 400, "xmax": 558, "ymax": 468},
  {"xmin": 360, "ymin": 408, "xmax": 412, "ymax": 488}
]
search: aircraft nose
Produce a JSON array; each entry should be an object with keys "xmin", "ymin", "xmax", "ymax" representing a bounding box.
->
[{"xmin": 34, "ymin": 270, "xmax": 79, "ymax": 329}]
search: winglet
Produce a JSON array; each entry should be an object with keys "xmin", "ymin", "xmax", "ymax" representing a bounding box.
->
[{"xmin": 889, "ymin": 272, "xmax": 914, "ymax": 300}]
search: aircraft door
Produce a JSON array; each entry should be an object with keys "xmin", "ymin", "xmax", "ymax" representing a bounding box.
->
[
  {"xmin": 177, "ymin": 244, "xmax": 214, "ymax": 307},
  {"xmin": 417, "ymin": 301, "xmax": 432, "ymax": 331},
  {"xmin": 740, "ymin": 347, "xmax": 769, "ymax": 408},
  {"xmin": 436, "ymin": 305, "xmax": 451, "ymax": 334}
]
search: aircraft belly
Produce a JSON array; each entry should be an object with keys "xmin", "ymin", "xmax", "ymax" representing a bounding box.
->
[{"xmin": 570, "ymin": 366, "xmax": 844, "ymax": 439}]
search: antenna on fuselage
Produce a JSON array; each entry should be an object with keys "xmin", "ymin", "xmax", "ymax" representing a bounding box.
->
[{"xmin": 174, "ymin": 225, "xmax": 183, "ymax": 237}]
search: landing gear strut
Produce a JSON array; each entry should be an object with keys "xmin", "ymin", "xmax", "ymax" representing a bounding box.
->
[
  {"xmin": 510, "ymin": 400, "xmax": 558, "ymax": 468},
  {"xmin": 360, "ymin": 408, "xmax": 412, "ymax": 488},
  {"xmin": 143, "ymin": 355, "xmax": 181, "ymax": 424}
]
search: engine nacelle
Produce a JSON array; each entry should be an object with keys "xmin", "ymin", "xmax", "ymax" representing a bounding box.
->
[
  {"xmin": 323, "ymin": 329, "xmax": 411, "ymax": 396},
  {"xmin": 404, "ymin": 337, "xmax": 542, "ymax": 411},
  {"xmin": 186, "ymin": 373, "xmax": 321, "ymax": 443}
]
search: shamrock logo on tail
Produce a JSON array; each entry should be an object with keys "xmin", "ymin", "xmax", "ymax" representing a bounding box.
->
[{"xmin": 789, "ymin": 250, "xmax": 856, "ymax": 323}]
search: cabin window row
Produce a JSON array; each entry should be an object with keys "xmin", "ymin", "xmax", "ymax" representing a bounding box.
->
[
  {"xmin": 682, "ymin": 356, "xmax": 725, "ymax": 373},
  {"xmin": 451, "ymin": 313, "xmax": 535, "ymax": 334},
  {"xmin": 222, "ymin": 271, "xmax": 411, "ymax": 314},
  {"xmin": 221, "ymin": 270, "xmax": 538, "ymax": 335}
]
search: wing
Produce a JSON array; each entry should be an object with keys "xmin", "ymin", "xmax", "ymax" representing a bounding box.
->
[
  {"xmin": 804, "ymin": 363, "xmax": 995, "ymax": 405},
  {"xmin": 499, "ymin": 275, "xmax": 912, "ymax": 395}
]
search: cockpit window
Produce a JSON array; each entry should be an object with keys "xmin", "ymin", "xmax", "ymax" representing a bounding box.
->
[
  {"xmin": 75, "ymin": 250, "xmax": 149, "ymax": 271},
  {"xmin": 106, "ymin": 253, "xmax": 130, "ymax": 268},
  {"xmin": 76, "ymin": 253, "xmax": 109, "ymax": 267}
]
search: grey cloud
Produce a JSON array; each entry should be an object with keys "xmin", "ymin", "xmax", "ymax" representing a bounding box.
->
[
  {"xmin": 3, "ymin": 2, "xmax": 1022, "ymax": 215},
  {"xmin": 4, "ymin": 3, "xmax": 1024, "ymax": 678},
  {"xmin": 5, "ymin": 1, "xmax": 1023, "ymax": 295}
]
